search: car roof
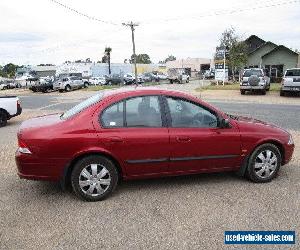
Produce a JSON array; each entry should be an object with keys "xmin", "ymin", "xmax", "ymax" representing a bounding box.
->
[{"xmin": 102, "ymin": 87, "xmax": 197, "ymax": 101}]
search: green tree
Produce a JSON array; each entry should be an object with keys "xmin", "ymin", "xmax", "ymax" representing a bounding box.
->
[
  {"xmin": 130, "ymin": 54, "xmax": 151, "ymax": 64},
  {"xmin": 1, "ymin": 63, "xmax": 18, "ymax": 78},
  {"xmin": 217, "ymin": 27, "xmax": 248, "ymax": 81},
  {"xmin": 104, "ymin": 47, "xmax": 112, "ymax": 74},
  {"xmin": 164, "ymin": 55, "xmax": 176, "ymax": 63}
]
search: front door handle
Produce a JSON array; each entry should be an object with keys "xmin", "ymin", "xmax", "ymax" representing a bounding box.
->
[
  {"xmin": 176, "ymin": 136, "xmax": 191, "ymax": 142},
  {"xmin": 109, "ymin": 137, "xmax": 123, "ymax": 143}
]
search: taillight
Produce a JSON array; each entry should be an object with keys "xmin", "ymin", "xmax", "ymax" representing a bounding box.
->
[
  {"xmin": 17, "ymin": 100, "xmax": 21, "ymax": 108},
  {"xmin": 18, "ymin": 140, "xmax": 32, "ymax": 154}
]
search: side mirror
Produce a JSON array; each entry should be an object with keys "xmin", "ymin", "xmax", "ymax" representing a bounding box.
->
[{"xmin": 220, "ymin": 118, "xmax": 230, "ymax": 128}]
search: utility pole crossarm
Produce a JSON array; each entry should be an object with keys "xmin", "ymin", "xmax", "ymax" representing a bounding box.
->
[{"xmin": 122, "ymin": 21, "xmax": 139, "ymax": 85}]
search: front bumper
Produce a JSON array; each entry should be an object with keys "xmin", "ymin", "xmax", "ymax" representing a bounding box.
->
[{"xmin": 284, "ymin": 143, "xmax": 294, "ymax": 165}]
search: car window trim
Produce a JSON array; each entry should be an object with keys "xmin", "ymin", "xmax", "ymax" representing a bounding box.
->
[
  {"xmin": 162, "ymin": 95, "xmax": 221, "ymax": 128},
  {"xmin": 99, "ymin": 94, "xmax": 167, "ymax": 129}
]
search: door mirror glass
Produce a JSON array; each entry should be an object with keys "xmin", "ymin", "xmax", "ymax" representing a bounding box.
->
[{"xmin": 220, "ymin": 118, "xmax": 230, "ymax": 128}]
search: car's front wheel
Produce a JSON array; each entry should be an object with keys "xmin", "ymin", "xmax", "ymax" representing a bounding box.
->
[
  {"xmin": 71, "ymin": 155, "xmax": 119, "ymax": 201},
  {"xmin": 246, "ymin": 143, "xmax": 281, "ymax": 183}
]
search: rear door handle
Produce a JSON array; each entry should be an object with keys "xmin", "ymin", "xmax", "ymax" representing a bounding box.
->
[
  {"xmin": 109, "ymin": 137, "xmax": 123, "ymax": 143},
  {"xmin": 176, "ymin": 136, "xmax": 191, "ymax": 142}
]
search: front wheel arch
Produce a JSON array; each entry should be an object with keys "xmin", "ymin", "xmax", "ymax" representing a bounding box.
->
[
  {"xmin": 61, "ymin": 151, "xmax": 123, "ymax": 190},
  {"xmin": 237, "ymin": 140, "xmax": 285, "ymax": 177}
]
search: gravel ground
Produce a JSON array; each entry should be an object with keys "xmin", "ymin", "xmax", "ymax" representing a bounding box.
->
[{"xmin": 0, "ymin": 85, "xmax": 299, "ymax": 249}]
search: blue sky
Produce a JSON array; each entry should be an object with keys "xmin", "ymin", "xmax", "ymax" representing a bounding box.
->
[{"xmin": 0, "ymin": 0, "xmax": 299, "ymax": 65}]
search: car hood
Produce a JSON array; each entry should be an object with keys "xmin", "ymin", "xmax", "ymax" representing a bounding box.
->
[
  {"xmin": 232, "ymin": 115, "xmax": 288, "ymax": 134},
  {"xmin": 19, "ymin": 113, "xmax": 62, "ymax": 131}
]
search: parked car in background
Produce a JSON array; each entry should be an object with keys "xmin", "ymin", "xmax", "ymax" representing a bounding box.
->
[
  {"xmin": 143, "ymin": 72, "xmax": 160, "ymax": 82},
  {"xmin": 203, "ymin": 69, "xmax": 215, "ymax": 79},
  {"xmin": 15, "ymin": 88, "xmax": 294, "ymax": 201},
  {"xmin": 0, "ymin": 96, "xmax": 22, "ymax": 127},
  {"xmin": 53, "ymin": 76, "xmax": 87, "ymax": 92},
  {"xmin": 168, "ymin": 68, "xmax": 190, "ymax": 83},
  {"xmin": 153, "ymin": 72, "xmax": 168, "ymax": 81},
  {"xmin": 240, "ymin": 68, "xmax": 270, "ymax": 95},
  {"xmin": 106, "ymin": 74, "xmax": 123, "ymax": 85},
  {"xmin": 280, "ymin": 68, "xmax": 300, "ymax": 96},
  {"xmin": 90, "ymin": 77, "xmax": 106, "ymax": 85},
  {"xmin": 123, "ymin": 73, "xmax": 144, "ymax": 85},
  {"xmin": 0, "ymin": 82, "xmax": 10, "ymax": 90},
  {"xmin": 29, "ymin": 78, "xmax": 53, "ymax": 93}
]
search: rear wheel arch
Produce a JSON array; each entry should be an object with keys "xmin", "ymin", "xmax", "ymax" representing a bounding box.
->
[{"xmin": 62, "ymin": 151, "xmax": 123, "ymax": 189}]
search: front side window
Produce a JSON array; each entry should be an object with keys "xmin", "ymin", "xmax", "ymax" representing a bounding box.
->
[
  {"xmin": 166, "ymin": 97, "xmax": 218, "ymax": 128},
  {"xmin": 285, "ymin": 69, "xmax": 300, "ymax": 77},
  {"xmin": 125, "ymin": 96, "xmax": 162, "ymax": 127},
  {"xmin": 101, "ymin": 101, "xmax": 124, "ymax": 127}
]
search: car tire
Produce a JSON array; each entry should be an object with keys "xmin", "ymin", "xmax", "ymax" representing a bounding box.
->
[
  {"xmin": 71, "ymin": 155, "xmax": 119, "ymax": 202},
  {"xmin": 0, "ymin": 110, "xmax": 8, "ymax": 127},
  {"xmin": 186, "ymin": 79, "xmax": 189, "ymax": 83},
  {"xmin": 261, "ymin": 89, "xmax": 266, "ymax": 95},
  {"xmin": 84, "ymin": 82, "xmax": 89, "ymax": 88},
  {"xmin": 280, "ymin": 90, "xmax": 285, "ymax": 96},
  {"xmin": 246, "ymin": 143, "xmax": 281, "ymax": 183},
  {"xmin": 65, "ymin": 85, "xmax": 71, "ymax": 92},
  {"xmin": 240, "ymin": 90, "xmax": 246, "ymax": 95},
  {"xmin": 170, "ymin": 80, "xmax": 173, "ymax": 84}
]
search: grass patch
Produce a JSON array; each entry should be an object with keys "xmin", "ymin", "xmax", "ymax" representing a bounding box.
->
[
  {"xmin": 269, "ymin": 83, "xmax": 281, "ymax": 91},
  {"xmin": 84, "ymin": 85, "xmax": 119, "ymax": 91},
  {"xmin": 196, "ymin": 83, "xmax": 281, "ymax": 92}
]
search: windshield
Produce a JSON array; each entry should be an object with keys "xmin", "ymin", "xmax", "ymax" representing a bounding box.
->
[
  {"xmin": 61, "ymin": 93, "xmax": 103, "ymax": 119},
  {"xmin": 243, "ymin": 69, "xmax": 263, "ymax": 77}
]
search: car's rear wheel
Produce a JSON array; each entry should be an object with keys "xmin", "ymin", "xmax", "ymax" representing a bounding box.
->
[
  {"xmin": 280, "ymin": 90, "xmax": 285, "ymax": 96},
  {"xmin": 261, "ymin": 89, "xmax": 266, "ymax": 95},
  {"xmin": 71, "ymin": 155, "xmax": 119, "ymax": 201},
  {"xmin": 84, "ymin": 82, "xmax": 89, "ymax": 88},
  {"xmin": 246, "ymin": 143, "xmax": 281, "ymax": 183},
  {"xmin": 0, "ymin": 110, "xmax": 8, "ymax": 127},
  {"xmin": 240, "ymin": 90, "xmax": 246, "ymax": 95}
]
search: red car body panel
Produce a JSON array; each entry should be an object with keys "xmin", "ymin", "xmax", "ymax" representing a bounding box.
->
[{"xmin": 15, "ymin": 88, "xmax": 294, "ymax": 182}]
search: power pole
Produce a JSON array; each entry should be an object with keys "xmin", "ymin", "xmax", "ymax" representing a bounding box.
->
[{"xmin": 122, "ymin": 21, "xmax": 139, "ymax": 84}]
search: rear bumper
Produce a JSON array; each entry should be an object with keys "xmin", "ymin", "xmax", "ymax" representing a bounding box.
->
[
  {"xmin": 240, "ymin": 85, "xmax": 265, "ymax": 90},
  {"xmin": 10, "ymin": 106, "xmax": 22, "ymax": 119},
  {"xmin": 281, "ymin": 86, "xmax": 300, "ymax": 92},
  {"xmin": 15, "ymin": 150, "xmax": 65, "ymax": 182}
]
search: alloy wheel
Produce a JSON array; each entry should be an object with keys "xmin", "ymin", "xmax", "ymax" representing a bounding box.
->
[
  {"xmin": 78, "ymin": 164, "xmax": 111, "ymax": 196},
  {"xmin": 254, "ymin": 149, "xmax": 278, "ymax": 178}
]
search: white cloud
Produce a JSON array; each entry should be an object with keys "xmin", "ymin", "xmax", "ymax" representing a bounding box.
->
[{"xmin": 0, "ymin": 0, "xmax": 299, "ymax": 65}]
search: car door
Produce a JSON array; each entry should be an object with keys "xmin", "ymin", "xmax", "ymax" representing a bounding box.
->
[
  {"xmin": 165, "ymin": 96, "xmax": 242, "ymax": 174},
  {"xmin": 98, "ymin": 95, "xmax": 170, "ymax": 178}
]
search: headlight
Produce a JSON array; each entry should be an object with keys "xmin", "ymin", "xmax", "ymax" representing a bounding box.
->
[{"xmin": 288, "ymin": 134, "xmax": 294, "ymax": 145}]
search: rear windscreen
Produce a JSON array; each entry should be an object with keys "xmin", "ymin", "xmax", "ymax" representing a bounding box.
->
[
  {"xmin": 285, "ymin": 69, "xmax": 300, "ymax": 77},
  {"xmin": 243, "ymin": 69, "xmax": 263, "ymax": 77}
]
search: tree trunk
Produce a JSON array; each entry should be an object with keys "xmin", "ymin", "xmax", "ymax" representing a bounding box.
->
[{"xmin": 108, "ymin": 54, "xmax": 111, "ymax": 75}]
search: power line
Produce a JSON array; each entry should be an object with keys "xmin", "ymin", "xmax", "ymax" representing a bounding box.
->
[
  {"xmin": 49, "ymin": 0, "xmax": 119, "ymax": 26},
  {"xmin": 142, "ymin": 0, "xmax": 300, "ymax": 24}
]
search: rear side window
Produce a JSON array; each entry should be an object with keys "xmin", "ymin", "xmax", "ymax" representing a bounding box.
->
[
  {"xmin": 101, "ymin": 102, "xmax": 124, "ymax": 127},
  {"xmin": 285, "ymin": 69, "xmax": 300, "ymax": 76},
  {"xmin": 125, "ymin": 96, "xmax": 162, "ymax": 127}
]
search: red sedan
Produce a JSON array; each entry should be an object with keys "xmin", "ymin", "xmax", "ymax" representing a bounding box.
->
[{"xmin": 16, "ymin": 88, "xmax": 294, "ymax": 201}]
